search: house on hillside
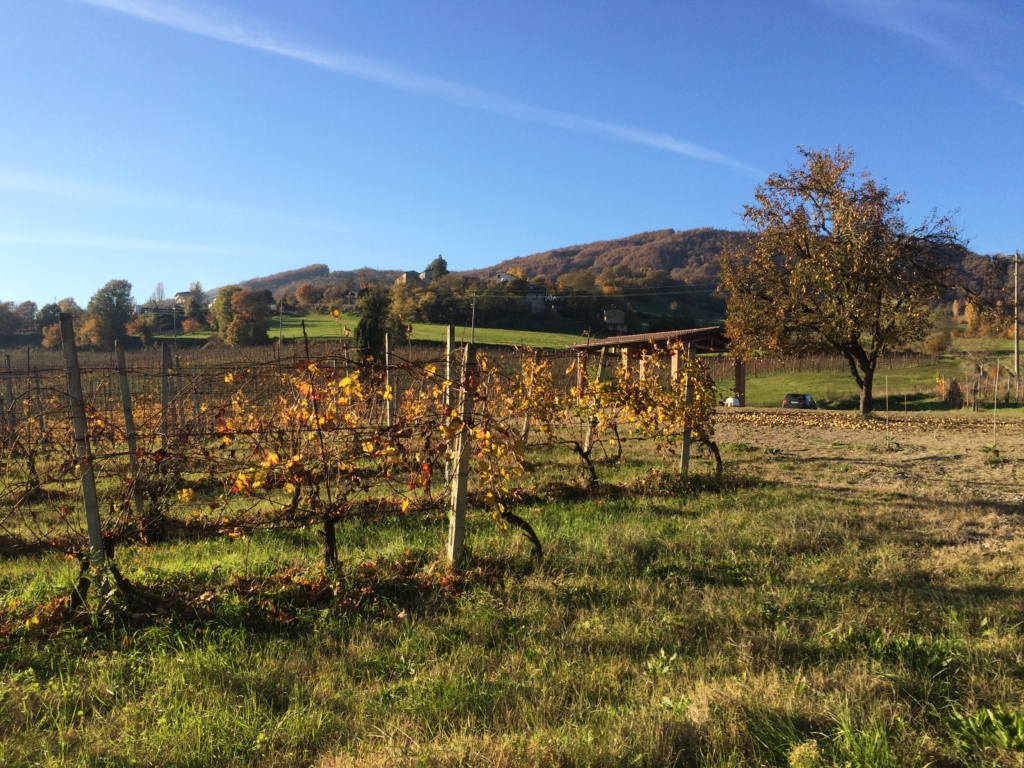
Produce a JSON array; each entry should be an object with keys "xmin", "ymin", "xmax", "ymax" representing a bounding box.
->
[
  {"xmin": 523, "ymin": 285, "xmax": 545, "ymax": 313},
  {"xmin": 419, "ymin": 268, "xmax": 434, "ymax": 284},
  {"xmin": 341, "ymin": 289, "xmax": 366, "ymax": 309},
  {"xmin": 394, "ymin": 271, "xmax": 421, "ymax": 286},
  {"xmin": 173, "ymin": 291, "xmax": 191, "ymax": 306},
  {"xmin": 494, "ymin": 273, "xmax": 545, "ymax": 313},
  {"xmin": 137, "ymin": 299, "xmax": 177, "ymax": 315},
  {"xmin": 603, "ymin": 308, "xmax": 628, "ymax": 334}
]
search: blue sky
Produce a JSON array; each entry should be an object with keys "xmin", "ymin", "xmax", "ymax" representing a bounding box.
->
[{"xmin": 1, "ymin": 0, "xmax": 1021, "ymax": 305}]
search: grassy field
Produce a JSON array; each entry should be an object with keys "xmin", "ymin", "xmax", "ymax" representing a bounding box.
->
[
  {"xmin": 162, "ymin": 313, "xmax": 586, "ymax": 349},
  {"xmin": 4, "ymin": 411, "xmax": 1024, "ymax": 766},
  {"xmin": 734, "ymin": 359, "xmax": 966, "ymax": 410}
]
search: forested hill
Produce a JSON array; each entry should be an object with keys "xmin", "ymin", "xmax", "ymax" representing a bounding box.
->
[
  {"xmin": 232, "ymin": 264, "xmax": 402, "ymax": 295},
  {"xmin": 462, "ymin": 228, "xmax": 751, "ymax": 284},
  {"xmin": 225, "ymin": 228, "xmax": 751, "ymax": 296}
]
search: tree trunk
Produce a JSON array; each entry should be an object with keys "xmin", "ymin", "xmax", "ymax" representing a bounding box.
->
[{"xmin": 859, "ymin": 363, "xmax": 875, "ymax": 414}]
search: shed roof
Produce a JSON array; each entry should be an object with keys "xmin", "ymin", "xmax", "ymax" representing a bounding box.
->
[{"xmin": 567, "ymin": 326, "xmax": 728, "ymax": 353}]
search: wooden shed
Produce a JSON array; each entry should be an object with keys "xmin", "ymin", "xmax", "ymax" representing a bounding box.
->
[{"xmin": 566, "ymin": 326, "xmax": 746, "ymax": 405}]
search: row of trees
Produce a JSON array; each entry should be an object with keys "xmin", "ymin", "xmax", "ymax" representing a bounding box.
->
[{"xmin": 3, "ymin": 279, "xmax": 275, "ymax": 351}]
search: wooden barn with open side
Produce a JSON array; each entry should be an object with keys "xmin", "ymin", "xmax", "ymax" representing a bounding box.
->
[{"xmin": 566, "ymin": 326, "xmax": 746, "ymax": 405}]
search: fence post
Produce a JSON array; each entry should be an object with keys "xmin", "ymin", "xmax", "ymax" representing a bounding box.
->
[
  {"xmin": 59, "ymin": 313, "xmax": 105, "ymax": 568},
  {"xmin": 385, "ymin": 333, "xmax": 395, "ymax": 428},
  {"xmin": 160, "ymin": 343, "xmax": 170, "ymax": 448},
  {"xmin": 115, "ymin": 341, "xmax": 147, "ymax": 532},
  {"xmin": 679, "ymin": 345, "xmax": 694, "ymax": 478},
  {"xmin": 447, "ymin": 344, "xmax": 476, "ymax": 563}
]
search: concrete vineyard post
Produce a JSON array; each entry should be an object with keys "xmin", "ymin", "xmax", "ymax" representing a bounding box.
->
[
  {"xmin": 447, "ymin": 344, "xmax": 476, "ymax": 563},
  {"xmin": 115, "ymin": 341, "xmax": 146, "ymax": 531},
  {"xmin": 59, "ymin": 313, "xmax": 105, "ymax": 568}
]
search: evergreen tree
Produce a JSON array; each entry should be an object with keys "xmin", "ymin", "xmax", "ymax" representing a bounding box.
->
[{"xmin": 354, "ymin": 285, "xmax": 406, "ymax": 360}]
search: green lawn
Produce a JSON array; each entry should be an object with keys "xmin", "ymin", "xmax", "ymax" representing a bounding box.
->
[
  {"xmin": 3, "ymin": 432, "xmax": 1024, "ymax": 766},
  {"xmin": 161, "ymin": 313, "xmax": 586, "ymax": 349},
  {"xmin": 714, "ymin": 356, "xmax": 1018, "ymax": 411}
]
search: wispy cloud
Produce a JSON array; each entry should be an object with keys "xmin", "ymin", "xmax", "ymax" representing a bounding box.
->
[
  {"xmin": 0, "ymin": 231, "xmax": 236, "ymax": 253},
  {"xmin": 816, "ymin": 0, "xmax": 1024, "ymax": 108},
  {"xmin": 0, "ymin": 167, "xmax": 338, "ymax": 229},
  {"xmin": 75, "ymin": 0, "xmax": 761, "ymax": 175}
]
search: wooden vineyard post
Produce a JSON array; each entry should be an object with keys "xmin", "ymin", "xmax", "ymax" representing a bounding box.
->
[
  {"xmin": 33, "ymin": 368, "xmax": 44, "ymax": 446},
  {"xmin": 994, "ymin": 364, "xmax": 999, "ymax": 447},
  {"xmin": 679, "ymin": 345, "xmax": 694, "ymax": 478},
  {"xmin": 59, "ymin": 313, "xmax": 105, "ymax": 569},
  {"xmin": 171, "ymin": 355, "xmax": 182, "ymax": 445},
  {"xmin": 4, "ymin": 353, "xmax": 14, "ymax": 441},
  {"xmin": 576, "ymin": 350, "xmax": 587, "ymax": 403},
  {"xmin": 115, "ymin": 341, "xmax": 146, "ymax": 532},
  {"xmin": 160, "ymin": 343, "xmax": 170, "ymax": 448},
  {"xmin": 191, "ymin": 363, "xmax": 200, "ymax": 435},
  {"xmin": 385, "ymin": 333, "xmax": 395, "ymax": 428},
  {"xmin": 444, "ymin": 324, "xmax": 455, "ymax": 414},
  {"xmin": 583, "ymin": 348, "xmax": 606, "ymax": 455},
  {"xmin": 521, "ymin": 349, "xmax": 538, "ymax": 443},
  {"xmin": 444, "ymin": 324, "xmax": 456, "ymax": 481},
  {"xmin": 447, "ymin": 344, "xmax": 476, "ymax": 563}
]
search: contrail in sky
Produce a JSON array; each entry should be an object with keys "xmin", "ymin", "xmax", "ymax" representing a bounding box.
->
[
  {"xmin": 0, "ymin": 231, "xmax": 236, "ymax": 253},
  {"xmin": 75, "ymin": 0, "xmax": 761, "ymax": 175},
  {"xmin": 816, "ymin": 0, "xmax": 1024, "ymax": 108}
]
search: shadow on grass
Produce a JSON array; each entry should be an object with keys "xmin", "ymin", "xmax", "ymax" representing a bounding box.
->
[{"xmin": 0, "ymin": 548, "xmax": 521, "ymax": 649}]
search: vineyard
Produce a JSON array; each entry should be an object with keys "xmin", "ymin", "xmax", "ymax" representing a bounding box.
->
[
  {"xmin": 5, "ymin": 320, "xmax": 1024, "ymax": 766},
  {"xmin": 0, "ymin": 316, "xmax": 717, "ymax": 602}
]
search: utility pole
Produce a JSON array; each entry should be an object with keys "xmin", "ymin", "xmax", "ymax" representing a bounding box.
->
[{"xmin": 278, "ymin": 301, "xmax": 284, "ymax": 346}]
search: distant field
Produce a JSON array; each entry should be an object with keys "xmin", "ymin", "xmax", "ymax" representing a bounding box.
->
[
  {"xmin": 726, "ymin": 358, "xmax": 968, "ymax": 410},
  {"xmin": 161, "ymin": 312, "xmax": 586, "ymax": 349}
]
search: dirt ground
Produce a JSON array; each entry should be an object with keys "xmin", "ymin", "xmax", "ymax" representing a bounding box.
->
[{"xmin": 715, "ymin": 408, "xmax": 1024, "ymax": 553}]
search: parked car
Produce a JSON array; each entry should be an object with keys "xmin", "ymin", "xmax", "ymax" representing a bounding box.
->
[{"xmin": 781, "ymin": 393, "xmax": 817, "ymax": 409}]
